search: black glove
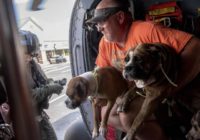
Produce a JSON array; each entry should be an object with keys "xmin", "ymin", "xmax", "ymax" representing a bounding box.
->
[
  {"xmin": 47, "ymin": 78, "xmax": 54, "ymax": 84},
  {"xmin": 47, "ymin": 83, "xmax": 63, "ymax": 95},
  {"xmin": 54, "ymin": 78, "xmax": 67, "ymax": 86}
]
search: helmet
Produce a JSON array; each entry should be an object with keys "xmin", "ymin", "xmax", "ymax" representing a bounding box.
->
[{"xmin": 20, "ymin": 30, "xmax": 40, "ymax": 56}]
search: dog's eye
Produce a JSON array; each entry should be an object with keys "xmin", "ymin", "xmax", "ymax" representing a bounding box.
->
[
  {"xmin": 124, "ymin": 56, "xmax": 129, "ymax": 63},
  {"xmin": 134, "ymin": 56, "xmax": 143, "ymax": 64}
]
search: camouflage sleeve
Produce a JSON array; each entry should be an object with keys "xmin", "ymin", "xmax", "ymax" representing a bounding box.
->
[{"xmin": 31, "ymin": 84, "xmax": 63, "ymax": 104}]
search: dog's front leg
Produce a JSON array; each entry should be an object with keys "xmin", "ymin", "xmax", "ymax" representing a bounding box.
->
[
  {"xmin": 99, "ymin": 100, "xmax": 115, "ymax": 138},
  {"xmin": 123, "ymin": 91, "xmax": 160, "ymax": 140},
  {"xmin": 117, "ymin": 86, "xmax": 136, "ymax": 113},
  {"xmin": 91, "ymin": 99, "xmax": 100, "ymax": 139}
]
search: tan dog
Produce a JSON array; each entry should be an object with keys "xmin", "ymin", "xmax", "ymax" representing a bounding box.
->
[
  {"xmin": 123, "ymin": 43, "xmax": 179, "ymax": 140},
  {"xmin": 65, "ymin": 66, "xmax": 129, "ymax": 138}
]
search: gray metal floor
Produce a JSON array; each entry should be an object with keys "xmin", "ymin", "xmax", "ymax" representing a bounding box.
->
[{"xmin": 53, "ymin": 111, "xmax": 91, "ymax": 140}]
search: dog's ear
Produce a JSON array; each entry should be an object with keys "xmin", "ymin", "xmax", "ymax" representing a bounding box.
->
[
  {"xmin": 146, "ymin": 44, "xmax": 161, "ymax": 60},
  {"xmin": 146, "ymin": 44, "xmax": 168, "ymax": 63},
  {"xmin": 76, "ymin": 78, "xmax": 89, "ymax": 98},
  {"xmin": 76, "ymin": 84, "xmax": 85, "ymax": 98}
]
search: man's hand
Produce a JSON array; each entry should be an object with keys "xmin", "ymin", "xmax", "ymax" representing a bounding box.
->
[
  {"xmin": 47, "ymin": 84, "xmax": 63, "ymax": 95},
  {"xmin": 54, "ymin": 78, "xmax": 67, "ymax": 86}
]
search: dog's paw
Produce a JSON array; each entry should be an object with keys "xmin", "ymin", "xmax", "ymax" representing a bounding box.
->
[
  {"xmin": 99, "ymin": 126, "xmax": 107, "ymax": 138},
  {"xmin": 123, "ymin": 133, "xmax": 135, "ymax": 140},
  {"xmin": 92, "ymin": 130, "xmax": 99, "ymax": 139},
  {"xmin": 116, "ymin": 104, "xmax": 124, "ymax": 113},
  {"xmin": 122, "ymin": 135, "xmax": 128, "ymax": 140},
  {"xmin": 116, "ymin": 102, "xmax": 128, "ymax": 113}
]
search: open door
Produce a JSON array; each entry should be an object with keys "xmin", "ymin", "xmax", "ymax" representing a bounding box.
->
[{"xmin": 0, "ymin": 0, "xmax": 40, "ymax": 139}]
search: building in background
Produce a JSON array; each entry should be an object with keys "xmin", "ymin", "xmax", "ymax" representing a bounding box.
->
[
  {"xmin": 43, "ymin": 40, "xmax": 69, "ymax": 64},
  {"xmin": 19, "ymin": 17, "xmax": 69, "ymax": 64}
]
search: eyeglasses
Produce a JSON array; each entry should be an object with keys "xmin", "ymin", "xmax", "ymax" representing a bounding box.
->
[
  {"xmin": 95, "ymin": 19, "xmax": 107, "ymax": 30},
  {"xmin": 87, "ymin": 12, "xmax": 115, "ymax": 31},
  {"xmin": 94, "ymin": 9, "xmax": 123, "ymax": 30},
  {"xmin": 95, "ymin": 23, "xmax": 103, "ymax": 31}
]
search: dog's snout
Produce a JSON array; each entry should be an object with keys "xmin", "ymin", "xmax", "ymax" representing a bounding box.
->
[
  {"xmin": 65, "ymin": 99, "xmax": 71, "ymax": 107},
  {"xmin": 65, "ymin": 97, "xmax": 81, "ymax": 109},
  {"xmin": 125, "ymin": 65, "xmax": 133, "ymax": 72}
]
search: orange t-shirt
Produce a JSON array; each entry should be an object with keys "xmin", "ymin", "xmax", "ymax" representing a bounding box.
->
[{"xmin": 95, "ymin": 21, "xmax": 192, "ymax": 71}]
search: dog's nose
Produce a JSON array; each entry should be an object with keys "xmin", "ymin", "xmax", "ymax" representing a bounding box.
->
[
  {"xmin": 65, "ymin": 99, "xmax": 69, "ymax": 106},
  {"xmin": 125, "ymin": 65, "xmax": 133, "ymax": 72}
]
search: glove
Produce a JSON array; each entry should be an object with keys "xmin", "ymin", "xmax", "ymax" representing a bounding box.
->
[
  {"xmin": 47, "ymin": 78, "xmax": 54, "ymax": 84},
  {"xmin": 54, "ymin": 78, "xmax": 67, "ymax": 86},
  {"xmin": 47, "ymin": 83, "xmax": 63, "ymax": 95},
  {"xmin": 0, "ymin": 124, "xmax": 14, "ymax": 139}
]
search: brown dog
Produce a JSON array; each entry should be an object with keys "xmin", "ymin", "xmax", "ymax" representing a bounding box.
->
[
  {"xmin": 65, "ymin": 66, "xmax": 129, "ymax": 138},
  {"xmin": 122, "ymin": 43, "xmax": 179, "ymax": 140}
]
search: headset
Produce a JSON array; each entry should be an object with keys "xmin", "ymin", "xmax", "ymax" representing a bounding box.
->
[{"xmin": 20, "ymin": 30, "xmax": 40, "ymax": 57}]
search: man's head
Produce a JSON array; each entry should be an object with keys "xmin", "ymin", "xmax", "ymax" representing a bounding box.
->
[
  {"xmin": 20, "ymin": 30, "xmax": 40, "ymax": 57},
  {"xmin": 87, "ymin": 0, "xmax": 132, "ymax": 42}
]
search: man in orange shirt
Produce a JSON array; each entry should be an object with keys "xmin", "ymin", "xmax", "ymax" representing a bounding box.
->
[{"xmin": 87, "ymin": 0, "xmax": 200, "ymax": 139}]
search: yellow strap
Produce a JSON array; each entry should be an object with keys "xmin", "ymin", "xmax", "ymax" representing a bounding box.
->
[
  {"xmin": 154, "ymin": 17, "xmax": 169, "ymax": 22},
  {"xmin": 149, "ymin": 7, "xmax": 175, "ymax": 16}
]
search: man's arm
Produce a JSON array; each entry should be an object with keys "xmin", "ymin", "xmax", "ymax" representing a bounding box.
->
[
  {"xmin": 172, "ymin": 37, "xmax": 200, "ymax": 94},
  {"xmin": 31, "ymin": 84, "xmax": 63, "ymax": 104}
]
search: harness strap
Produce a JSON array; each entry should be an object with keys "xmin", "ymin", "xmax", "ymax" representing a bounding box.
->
[
  {"xmin": 159, "ymin": 63, "xmax": 178, "ymax": 87},
  {"xmin": 92, "ymin": 69, "xmax": 99, "ymax": 96},
  {"xmin": 136, "ymin": 90, "xmax": 146, "ymax": 98}
]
